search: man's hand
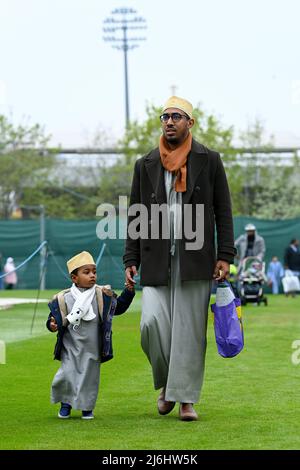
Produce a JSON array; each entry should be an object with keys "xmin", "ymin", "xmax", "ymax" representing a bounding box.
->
[
  {"xmin": 125, "ymin": 266, "xmax": 138, "ymax": 287},
  {"xmin": 50, "ymin": 316, "xmax": 58, "ymax": 332},
  {"xmin": 213, "ymin": 260, "xmax": 230, "ymax": 281}
]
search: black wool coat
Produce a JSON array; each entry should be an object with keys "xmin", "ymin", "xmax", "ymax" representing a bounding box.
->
[
  {"xmin": 123, "ymin": 139, "xmax": 236, "ymax": 286},
  {"xmin": 284, "ymin": 246, "xmax": 300, "ymax": 271}
]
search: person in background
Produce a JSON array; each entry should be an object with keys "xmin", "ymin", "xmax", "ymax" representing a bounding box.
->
[
  {"xmin": 3, "ymin": 257, "xmax": 18, "ymax": 290},
  {"xmin": 284, "ymin": 239, "xmax": 300, "ymax": 277},
  {"xmin": 267, "ymin": 256, "xmax": 284, "ymax": 294},
  {"xmin": 235, "ymin": 224, "xmax": 266, "ymax": 264}
]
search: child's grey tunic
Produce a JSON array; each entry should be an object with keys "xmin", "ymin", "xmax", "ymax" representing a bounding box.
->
[{"xmin": 51, "ymin": 291, "xmax": 102, "ymax": 410}]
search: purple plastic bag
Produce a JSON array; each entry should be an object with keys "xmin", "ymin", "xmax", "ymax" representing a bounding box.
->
[{"xmin": 211, "ymin": 295, "xmax": 244, "ymax": 358}]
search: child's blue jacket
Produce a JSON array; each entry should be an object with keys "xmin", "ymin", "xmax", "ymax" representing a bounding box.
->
[{"xmin": 46, "ymin": 287, "xmax": 135, "ymax": 363}]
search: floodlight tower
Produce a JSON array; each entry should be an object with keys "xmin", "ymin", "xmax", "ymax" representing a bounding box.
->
[{"xmin": 103, "ymin": 7, "xmax": 147, "ymax": 128}]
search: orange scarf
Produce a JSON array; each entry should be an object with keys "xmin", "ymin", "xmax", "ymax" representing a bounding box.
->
[{"xmin": 159, "ymin": 132, "xmax": 192, "ymax": 192}]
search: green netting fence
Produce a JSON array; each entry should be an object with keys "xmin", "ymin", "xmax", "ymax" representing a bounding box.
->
[{"xmin": 0, "ymin": 217, "xmax": 300, "ymax": 291}]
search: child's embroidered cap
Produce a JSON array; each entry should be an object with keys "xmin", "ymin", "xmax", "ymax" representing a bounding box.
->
[{"xmin": 67, "ymin": 251, "xmax": 96, "ymax": 274}]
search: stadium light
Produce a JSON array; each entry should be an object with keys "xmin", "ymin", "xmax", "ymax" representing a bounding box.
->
[{"xmin": 103, "ymin": 7, "xmax": 147, "ymax": 128}]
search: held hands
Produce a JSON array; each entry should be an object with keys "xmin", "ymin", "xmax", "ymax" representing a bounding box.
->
[
  {"xmin": 125, "ymin": 266, "xmax": 137, "ymax": 291},
  {"xmin": 50, "ymin": 316, "xmax": 58, "ymax": 332},
  {"xmin": 125, "ymin": 263, "xmax": 230, "ymax": 284},
  {"xmin": 213, "ymin": 260, "xmax": 230, "ymax": 281}
]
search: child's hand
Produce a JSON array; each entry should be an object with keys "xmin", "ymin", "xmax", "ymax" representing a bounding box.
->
[
  {"xmin": 124, "ymin": 280, "xmax": 135, "ymax": 291},
  {"xmin": 50, "ymin": 316, "xmax": 58, "ymax": 332}
]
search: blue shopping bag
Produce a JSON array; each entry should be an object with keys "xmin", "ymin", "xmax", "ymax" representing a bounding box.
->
[{"xmin": 211, "ymin": 281, "xmax": 244, "ymax": 358}]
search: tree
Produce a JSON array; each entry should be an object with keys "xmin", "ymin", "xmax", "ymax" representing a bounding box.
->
[
  {"xmin": 238, "ymin": 118, "xmax": 300, "ymax": 218},
  {"xmin": 238, "ymin": 118, "xmax": 274, "ymax": 215},
  {"xmin": 0, "ymin": 114, "xmax": 100, "ymax": 220},
  {"xmin": 121, "ymin": 102, "xmax": 235, "ymax": 161},
  {"xmin": 249, "ymin": 153, "xmax": 300, "ymax": 219},
  {"xmin": 0, "ymin": 115, "xmax": 55, "ymax": 218}
]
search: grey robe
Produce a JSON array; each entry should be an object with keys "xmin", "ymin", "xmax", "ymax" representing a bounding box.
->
[
  {"xmin": 51, "ymin": 291, "xmax": 102, "ymax": 410},
  {"xmin": 141, "ymin": 171, "xmax": 211, "ymax": 404}
]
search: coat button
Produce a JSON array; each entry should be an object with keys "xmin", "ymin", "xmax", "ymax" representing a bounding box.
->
[{"xmin": 195, "ymin": 186, "xmax": 200, "ymax": 192}]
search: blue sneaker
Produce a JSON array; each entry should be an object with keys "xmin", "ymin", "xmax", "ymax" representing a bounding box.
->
[
  {"xmin": 58, "ymin": 402, "xmax": 72, "ymax": 419},
  {"xmin": 82, "ymin": 410, "xmax": 94, "ymax": 420}
]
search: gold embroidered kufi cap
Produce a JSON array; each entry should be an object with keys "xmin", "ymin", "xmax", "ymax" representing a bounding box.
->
[
  {"xmin": 162, "ymin": 96, "xmax": 193, "ymax": 118},
  {"xmin": 67, "ymin": 251, "xmax": 96, "ymax": 274}
]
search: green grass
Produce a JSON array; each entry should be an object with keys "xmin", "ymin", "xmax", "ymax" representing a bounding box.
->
[{"xmin": 0, "ymin": 290, "xmax": 300, "ymax": 450}]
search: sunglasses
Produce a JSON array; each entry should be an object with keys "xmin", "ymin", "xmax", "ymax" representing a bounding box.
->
[{"xmin": 159, "ymin": 112, "xmax": 189, "ymax": 123}]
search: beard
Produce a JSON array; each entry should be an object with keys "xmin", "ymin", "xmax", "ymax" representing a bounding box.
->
[
  {"xmin": 165, "ymin": 134, "xmax": 179, "ymax": 144},
  {"xmin": 164, "ymin": 127, "xmax": 179, "ymax": 144}
]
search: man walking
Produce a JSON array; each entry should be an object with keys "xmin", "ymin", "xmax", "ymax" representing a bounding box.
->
[
  {"xmin": 123, "ymin": 96, "xmax": 235, "ymax": 421},
  {"xmin": 234, "ymin": 223, "xmax": 265, "ymax": 262},
  {"xmin": 284, "ymin": 239, "xmax": 300, "ymax": 277}
]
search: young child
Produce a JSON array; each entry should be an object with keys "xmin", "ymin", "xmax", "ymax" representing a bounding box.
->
[
  {"xmin": 267, "ymin": 256, "xmax": 284, "ymax": 294},
  {"xmin": 46, "ymin": 250, "xmax": 135, "ymax": 419},
  {"xmin": 3, "ymin": 257, "xmax": 18, "ymax": 290}
]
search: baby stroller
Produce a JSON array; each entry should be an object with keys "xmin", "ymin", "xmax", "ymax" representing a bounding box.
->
[{"xmin": 238, "ymin": 257, "xmax": 268, "ymax": 306}]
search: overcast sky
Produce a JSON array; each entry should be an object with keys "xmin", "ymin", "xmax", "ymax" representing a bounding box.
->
[{"xmin": 1, "ymin": 0, "xmax": 300, "ymax": 148}]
